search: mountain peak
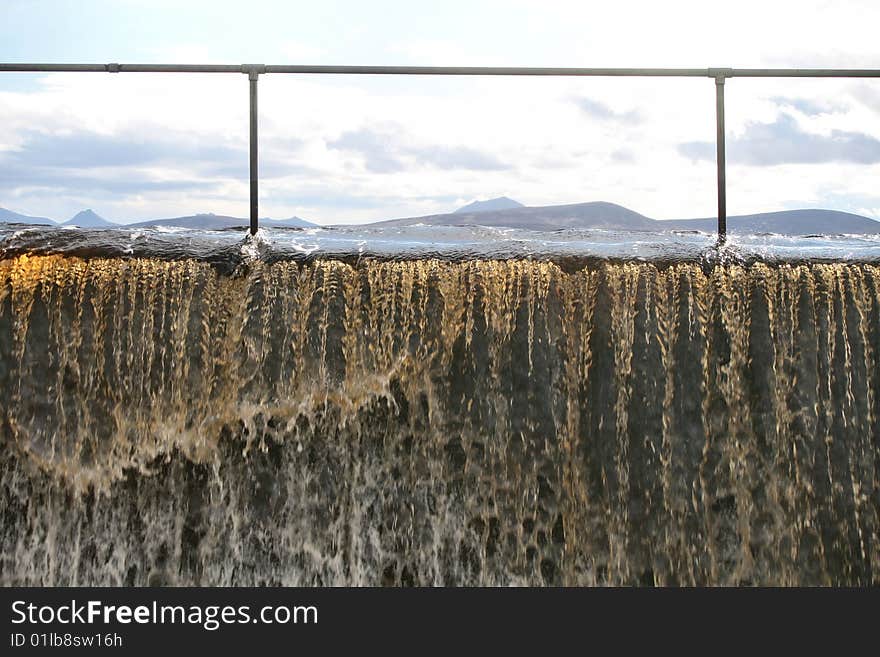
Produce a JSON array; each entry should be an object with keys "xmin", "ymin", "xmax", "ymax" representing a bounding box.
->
[
  {"xmin": 64, "ymin": 209, "xmax": 115, "ymax": 227},
  {"xmin": 454, "ymin": 197, "xmax": 524, "ymax": 214}
]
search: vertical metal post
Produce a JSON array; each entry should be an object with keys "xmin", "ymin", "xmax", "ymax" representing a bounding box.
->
[
  {"xmin": 714, "ymin": 75, "xmax": 727, "ymax": 241},
  {"xmin": 248, "ymin": 70, "xmax": 259, "ymax": 235}
]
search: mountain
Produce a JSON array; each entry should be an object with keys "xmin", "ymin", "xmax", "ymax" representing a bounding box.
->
[
  {"xmin": 377, "ymin": 201, "xmax": 656, "ymax": 230},
  {"xmin": 454, "ymin": 197, "xmax": 524, "ymax": 214},
  {"xmin": 62, "ymin": 209, "xmax": 116, "ymax": 227},
  {"xmin": 0, "ymin": 207, "xmax": 55, "ymax": 226},
  {"xmin": 661, "ymin": 209, "xmax": 880, "ymax": 235},
  {"xmin": 127, "ymin": 213, "xmax": 315, "ymax": 230},
  {"xmin": 373, "ymin": 203, "xmax": 880, "ymax": 235}
]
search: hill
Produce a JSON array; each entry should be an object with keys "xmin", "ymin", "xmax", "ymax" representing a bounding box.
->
[
  {"xmin": 372, "ymin": 203, "xmax": 880, "ymax": 235},
  {"xmin": 661, "ymin": 209, "xmax": 879, "ymax": 234},
  {"xmin": 376, "ymin": 201, "xmax": 656, "ymax": 230},
  {"xmin": 0, "ymin": 207, "xmax": 55, "ymax": 226}
]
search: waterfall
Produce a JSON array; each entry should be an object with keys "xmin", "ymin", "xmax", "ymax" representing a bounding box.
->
[{"xmin": 1, "ymin": 254, "xmax": 877, "ymax": 585}]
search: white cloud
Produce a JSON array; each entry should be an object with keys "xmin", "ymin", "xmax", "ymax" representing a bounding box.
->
[{"xmin": 3, "ymin": 0, "xmax": 880, "ymax": 223}]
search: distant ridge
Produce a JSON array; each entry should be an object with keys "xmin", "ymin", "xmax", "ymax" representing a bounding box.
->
[
  {"xmin": 2, "ymin": 202, "xmax": 879, "ymax": 235},
  {"xmin": 127, "ymin": 213, "xmax": 315, "ymax": 230},
  {"xmin": 0, "ymin": 207, "xmax": 316, "ymax": 229},
  {"xmin": 378, "ymin": 201, "xmax": 657, "ymax": 231},
  {"xmin": 454, "ymin": 197, "xmax": 524, "ymax": 214},
  {"xmin": 661, "ymin": 209, "xmax": 879, "ymax": 235},
  {"xmin": 265, "ymin": 216, "xmax": 315, "ymax": 228},
  {"xmin": 373, "ymin": 202, "xmax": 880, "ymax": 235},
  {"xmin": 0, "ymin": 207, "xmax": 55, "ymax": 226}
]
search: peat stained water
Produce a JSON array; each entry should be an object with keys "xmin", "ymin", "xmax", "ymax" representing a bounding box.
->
[{"xmin": 0, "ymin": 226, "xmax": 878, "ymax": 585}]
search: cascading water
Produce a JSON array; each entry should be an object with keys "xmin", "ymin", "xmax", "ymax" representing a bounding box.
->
[{"xmin": 0, "ymin": 252, "xmax": 877, "ymax": 585}]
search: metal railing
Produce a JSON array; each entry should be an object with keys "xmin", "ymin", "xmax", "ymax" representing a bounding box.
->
[{"xmin": 3, "ymin": 63, "xmax": 880, "ymax": 239}]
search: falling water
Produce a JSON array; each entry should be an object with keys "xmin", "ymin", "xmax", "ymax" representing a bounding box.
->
[{"xmin": 0, "ymin": 254, "xmax": 877, "ymax": 585}]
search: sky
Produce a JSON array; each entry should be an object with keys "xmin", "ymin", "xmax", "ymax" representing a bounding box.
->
[{"xmin": 2, "ymin": 0, "xmax": 880, "ymax": 225}]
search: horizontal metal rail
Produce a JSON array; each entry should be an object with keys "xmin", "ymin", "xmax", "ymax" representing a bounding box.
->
[
  {"xmin": 3, "ymin": 64, "xmax": 880, "ymax": 77},
  {"xmin": 3, "ymin": 63, "xmax": 879, "ymax": 237}
]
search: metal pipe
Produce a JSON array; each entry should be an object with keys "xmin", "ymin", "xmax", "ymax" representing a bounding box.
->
[
  {"xmin": 2, "ymin": 63, "xmax": 879, "ymax": 77},
  {"xmin": 726, "ymin": 68, "xmax": 880, "ymax": 77},
  {"xmin": 0, "ymin": 63, "xmax": 242, "ymax": 73},
  {"xmin": 715, "ymin": 76, "xmax": 727, "ymax": 242},
  {"xmin": 264, "ymin": 65, "xmax": 713, "ymax": 77},
  {"xmin": 249, "ymin": 71, "xmax": 259, "ymax": 235},
  {"xmin": 0, "ymin": 64, "xmax": 707, "ymax": 76}
]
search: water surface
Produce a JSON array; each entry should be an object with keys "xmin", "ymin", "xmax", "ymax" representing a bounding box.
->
[{"xmin": 3, "ymin": 223, "xmax": 880, "ymax": 265}]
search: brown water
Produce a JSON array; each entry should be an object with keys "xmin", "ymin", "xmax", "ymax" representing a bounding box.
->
[{"xmin": 1, "ymin": 254, "xmax": 878, "ymax": 585}]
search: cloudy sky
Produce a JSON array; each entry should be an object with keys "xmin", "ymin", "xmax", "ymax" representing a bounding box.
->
[{"xmin": 2, "ymin": 0, "xmax": 880, "ymax": 225}]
